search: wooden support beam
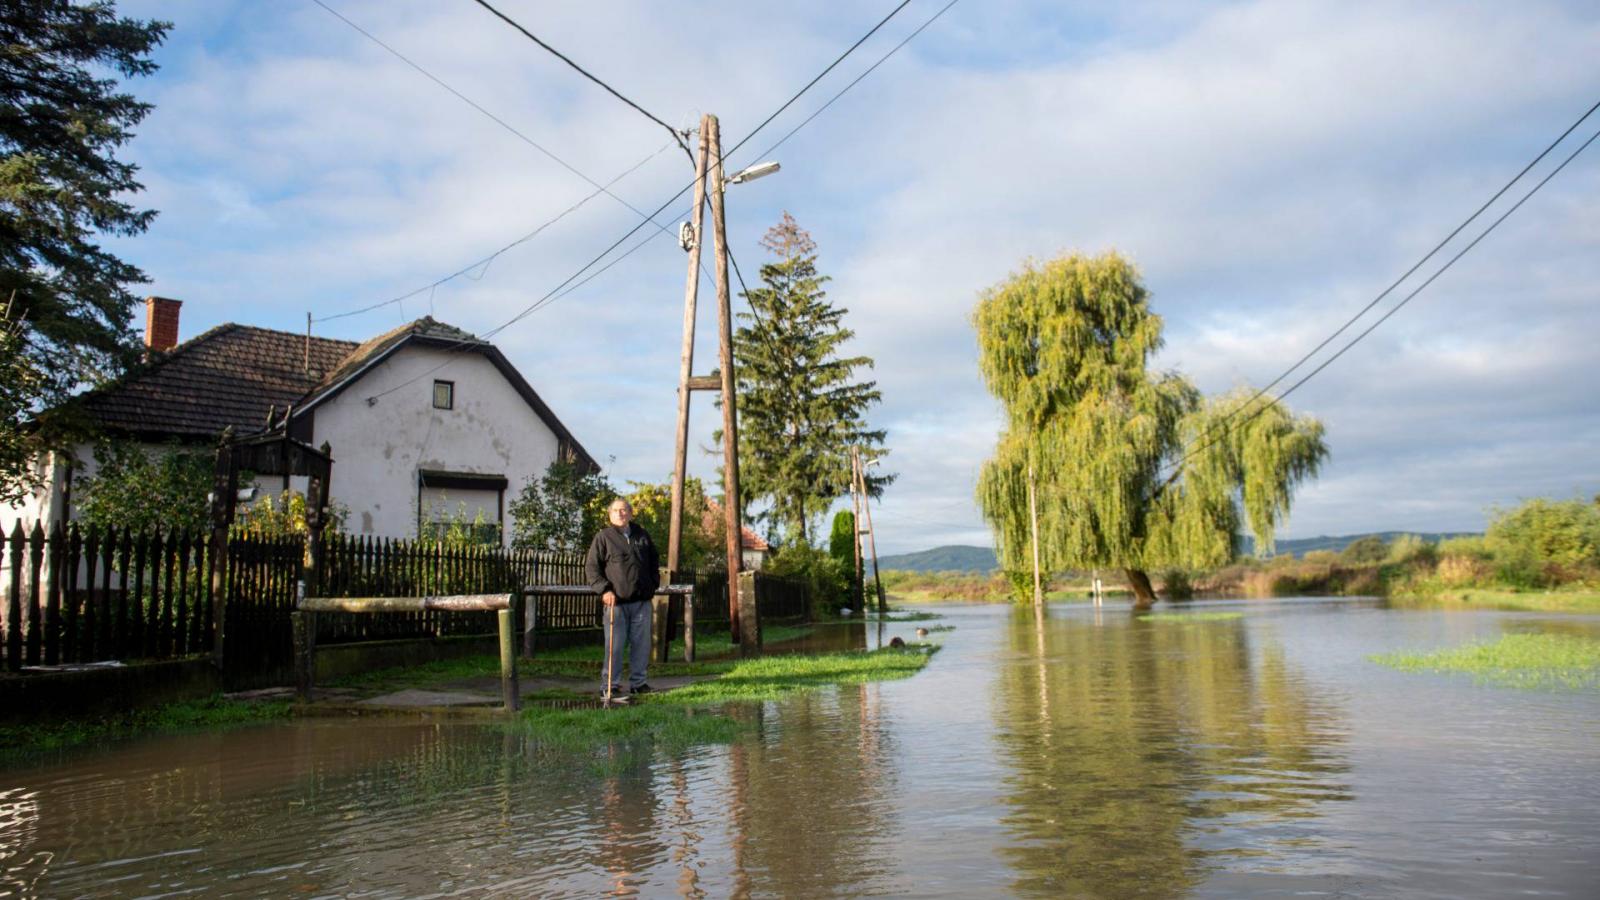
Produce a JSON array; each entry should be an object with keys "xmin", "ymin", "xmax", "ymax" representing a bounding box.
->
[
  {"xmin": 299, "ymin": 593, "xmax": 513, "ymax": 613},
  {"xmin": 684, "ymin": 375, "xmax": 721, "ymax": 392}
]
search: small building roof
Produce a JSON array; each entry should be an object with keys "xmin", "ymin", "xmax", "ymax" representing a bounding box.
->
[{"xmin": 68, "ymin": 317, "xmax": 597, "ymax": 472}]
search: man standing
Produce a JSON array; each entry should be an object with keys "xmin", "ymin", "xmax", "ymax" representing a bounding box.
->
[{"xmin": 585, "ymin": 498, "xmax": 660, "ymax": 699}]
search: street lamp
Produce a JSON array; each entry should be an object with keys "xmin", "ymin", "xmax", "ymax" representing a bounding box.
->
[{"xmin": 727, "ymin": 160, "xmax": 781, "ymax": 184}]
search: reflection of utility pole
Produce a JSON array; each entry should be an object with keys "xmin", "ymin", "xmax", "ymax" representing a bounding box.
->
[
  {"xmin": 855, "ymin": 448, "xmax": 887, "ymax": 615},
  {"xmin": 848, "ymin": 451, "xmax": 864, "ymax": 612},
  {"xmin": 1028, "ymin": 462, "xmax": 1042, "ymax": 611}
]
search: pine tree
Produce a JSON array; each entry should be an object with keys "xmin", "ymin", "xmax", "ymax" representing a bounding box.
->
[
  {"xmin": 1, "ymin": 2, "xmax": 169, "ymax": 402},
  {"xmin": 973, "ymin": 251, "xmax": 1328, "ymax": 608},
  {"xmin": 732, "ymin": 213, "xmax": 890, "ymax": 546}
]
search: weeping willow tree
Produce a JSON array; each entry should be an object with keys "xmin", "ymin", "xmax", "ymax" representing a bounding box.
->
[{"xmin": 974, "ymin": 251, "xmax": 1328, "ymax": 609}]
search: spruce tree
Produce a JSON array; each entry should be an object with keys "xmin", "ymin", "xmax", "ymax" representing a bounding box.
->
[
  {"xmin": 1, "ymin": 2, "xmax": 169, "ymax": 402},
  {"xmin": 732, "ymin": 213, "xmax": 890, "ymax": 545}
]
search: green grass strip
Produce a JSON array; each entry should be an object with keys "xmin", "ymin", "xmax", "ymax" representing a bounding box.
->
[
  {"xmin": 1370, "ymin": 633, "xmax": 1600, "ymax": 691},
  {"xmin": 514, "ymin": 645, "xmax": 937, "ymax": 756},
  {"xmin": 1136, "ymin": 612, "xmax": 1244, "ymax": 623},
  {"xmin": 0, "ymin": 696, "xmax": 294, "ymax": 766}
]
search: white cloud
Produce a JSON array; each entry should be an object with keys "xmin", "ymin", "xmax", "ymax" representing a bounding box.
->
[{"xmin": 105, "ymin": 0, "xmax": 1600, "ymax": 555}]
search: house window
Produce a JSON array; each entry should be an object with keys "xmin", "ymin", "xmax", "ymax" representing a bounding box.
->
[{"xmin": 432, "ymin": 380, "xmax": 454, "ymax": 410}]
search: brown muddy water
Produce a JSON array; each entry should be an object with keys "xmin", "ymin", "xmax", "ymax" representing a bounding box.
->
[{"xmin": 3, "ymin": 598, "xmax": 1598, "ymax": 898}]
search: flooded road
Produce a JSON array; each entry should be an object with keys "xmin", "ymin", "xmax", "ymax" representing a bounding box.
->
[{"xmin": 3, "ymin": 598, "xmax": 1598, "ymax": 897}]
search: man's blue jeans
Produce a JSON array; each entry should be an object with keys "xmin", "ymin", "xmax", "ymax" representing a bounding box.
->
[{"xmin": 603, "ymin": 599, "xmax": 652, "ymax": 692}]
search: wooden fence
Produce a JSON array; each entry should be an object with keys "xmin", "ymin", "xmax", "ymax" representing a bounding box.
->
[
  {"xmin": 2, "ymin": 521, "xmax": 219, "ymax": 672},
  {"xmin": 3, "ymin": 520, "xmax": 811, "ymax": 679}
]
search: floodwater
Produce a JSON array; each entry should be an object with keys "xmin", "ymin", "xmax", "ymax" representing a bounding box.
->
[{"xmin": 3, "ymin": 598, "xmax": 1598, "ymax": 898}]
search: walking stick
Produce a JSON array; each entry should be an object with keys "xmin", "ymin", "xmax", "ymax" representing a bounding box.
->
[{"xmin": 603, "ymin": 600, "xmax": 619, "ymax": 707}]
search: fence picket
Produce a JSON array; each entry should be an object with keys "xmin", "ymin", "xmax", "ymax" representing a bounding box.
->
[
  {"xmin": 114, "ymin": 527, "xmax": 132, "ymax": 659},
  {"xmin": 45, "ymin": 521, "xmax": 63, "ymax": 666},
  {"xmin": 5, "ymin": 521, "xmax": 22, "ymax": 671}
]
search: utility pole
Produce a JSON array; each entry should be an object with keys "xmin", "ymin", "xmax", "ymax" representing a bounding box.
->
[
  {"xmin": 666, "ymin": 112, "xmax": 766, "ymax": 657},
  {"xmin": 706, "ymin": 116, "xmax": 756, "ymax": 656},
  {"xmin": 667, "ymin": 124, "xmax": 711, "ymax": 573},
  {"xmin": 855, "ymin": 448, "xmax": 887, "ymax": 615},
  {"xmin": 1028, "ymin": 462, "xmax": 1043, "ymax": 611}
]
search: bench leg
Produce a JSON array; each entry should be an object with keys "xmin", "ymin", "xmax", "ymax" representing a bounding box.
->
[
  {"xmin": 499, "ymin": 608, "xmax": 520, "ymax": 712},
  {"xmin": 293, "ymin": 611, "xmax": 316, "ymax": 702}
]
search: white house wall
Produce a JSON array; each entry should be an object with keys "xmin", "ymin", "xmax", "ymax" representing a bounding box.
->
[{"xmin": 309, "ymin": 345, "xmax": 564, "ymax": 546}]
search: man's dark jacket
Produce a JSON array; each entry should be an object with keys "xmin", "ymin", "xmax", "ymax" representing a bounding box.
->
[{"xmin": 585, "ymin": 523, "xmax": 660, "ymax": 604}]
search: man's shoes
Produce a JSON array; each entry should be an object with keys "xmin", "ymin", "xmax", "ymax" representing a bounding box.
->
[{"xmin": 629, "ymin": 683, "xmax": 653, "ymax": 695}]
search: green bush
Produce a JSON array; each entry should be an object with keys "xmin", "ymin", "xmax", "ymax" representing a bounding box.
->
[
  {"xmin": 766, "ymin": 543, "xmax": 849, "ymax": 615},
  {"xmin": 1386, "ymin": 533, "xmax": 1437, "ymax": 567},
  {"xmin": 1438, "ymin": 535, "xmax": 1493, "ymax": 560},
  {"xmin": 1303, "ymin": 549, "xmax": 1338, "ymax": 565},
  {"xmin": 75, "ymin": 442, "xmax": 212, "ymax": 533},
  {"xmin": 1487, "ymin": 497, "xmax": 1600, "ymax": 571},
  {"xmin": 1340, "ymin": 536, "xmax": 1388, "ymax": 564}
]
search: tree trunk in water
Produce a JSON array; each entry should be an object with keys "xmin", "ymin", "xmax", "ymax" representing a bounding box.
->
[{"xmin": 1125, "ymin": 568, "xmax": 1158, "ymax": 610}]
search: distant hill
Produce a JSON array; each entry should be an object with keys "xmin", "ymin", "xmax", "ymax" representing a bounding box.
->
[
  {"xmin": 875, "ymin": 545, "xmax": 997, "ymax": 573},
  {"xmin": 1245, "ymin": 531, "xmax": 1480, "ymax": 558},
  {"xmin": 877, "ymin": 532, "xmax": 1482, "ymax": 572}
]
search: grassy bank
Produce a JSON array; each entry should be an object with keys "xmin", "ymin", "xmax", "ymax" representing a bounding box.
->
[
  {"xmin": 1389, "ymin": 588, "xmax": 1600, "ymax": 614},
  {"xmin": 1371, "ymin": 633, "xmax": 1600, "ymax": 691},
  {"xmin": 0, "ymin": 695, "xmax": 294, "ymax": 765}
]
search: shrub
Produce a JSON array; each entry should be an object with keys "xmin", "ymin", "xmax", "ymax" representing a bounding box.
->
[
  {"xmin": 1386, "ymin": 534, "xmax": 1437, "ymax": 567},
  {"xmin": 1436, "ymin": 554, "xmax": 1493, "ymax": 587},
  {"xmin": 1159, "ymin": 569, "xmax": 1194, "ymax": 599},
  {"xmin": 1303, "ymin": 549, "xmax": 1338, "ymax": 565},
  {"xmin": 1340, "ymin": 536, "xmax": 1388, "ymax": 564},
  {"xmin": 766, "ymin": 543, "xmax": 849, "ymax": 615},
  {"xmin": 1487, "ymin": 497, "xmax": 1600, "ymax": 570},
  {"xmin": 75, "ymin": 442, "xmax": 212, "ymax": 533},
  {"xmin": 1438, "ymin": 535, "xmax": 1492, "ymax": 560}
]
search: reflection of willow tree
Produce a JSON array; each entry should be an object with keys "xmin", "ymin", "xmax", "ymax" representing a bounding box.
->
[
  {"xmin": 723, "ymin": 685, "xmax": 898, "ymax": 895},
  {"xmin": 993, "ymin": 615, "xmax": 1348, "ymax": 898}
]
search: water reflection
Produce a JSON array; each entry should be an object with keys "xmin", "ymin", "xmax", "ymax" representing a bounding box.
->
[{"xmin": 992, "ymin": 609, "xmax": 1350, "ymax": 898}]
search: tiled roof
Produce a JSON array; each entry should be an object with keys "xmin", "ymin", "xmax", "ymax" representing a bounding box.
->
[
  {"xmin": 301, "ymin": 316, "xmax": 483, "ymax": 405},
  {"xmin": 74, "ymin": 325, "xmax": 357, "ymax": 438}
]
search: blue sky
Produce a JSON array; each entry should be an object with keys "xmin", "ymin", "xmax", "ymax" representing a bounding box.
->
[{"xmin": 107, "ymin": 0, "xmax": 1600, "ymax": 554}]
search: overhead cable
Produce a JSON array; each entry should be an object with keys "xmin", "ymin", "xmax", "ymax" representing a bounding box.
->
[
  {"xmin": 467, "ymin": 0, "xmax": 692, "ymax": 160},
  {"xmin": 1166, "ymin": 95, "xmax": 1600, "ymax": 475},
  {"xmin": 362, "ymin": 0, "xmax": 938, "ymax": 403},
  {"xmin": 1156, "ymin": 114, "xmax": 1600, "ymax": 491}
]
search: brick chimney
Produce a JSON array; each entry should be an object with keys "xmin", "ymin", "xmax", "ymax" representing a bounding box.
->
[{"xmin": 144, "ymin": 296, "xmax": 182, "ymax": 353}]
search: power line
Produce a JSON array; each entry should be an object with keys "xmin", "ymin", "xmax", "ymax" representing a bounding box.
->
[
  {"xmin": 309, "ymin": 0, "xmax": 690, "ymax": 322},
  {"xmin": 359, "ymin": 0, "xmax": 935, "ymax": 403},
  {"xmin": 314, "ymin": 140, "xmax": 676, "ymax": 323},
  {"xmin": 311, "ymin": 0, "xmax": 670, "ymax": 217},
  {"xmin": 1157, "ymin": 116, "xmax": 1600, "ymax": 492},
  {"xmin": 1164, "ymin": 95, "xmax": 1600, "ymax": 479},
  {"xmin": 467, "ymin": 0, "xmax": 691, "ymax": 160}
]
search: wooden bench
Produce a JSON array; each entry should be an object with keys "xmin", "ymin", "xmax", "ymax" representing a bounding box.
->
[{"xmin": 293, "ymin": 593, "xmax": 522, "ymax": 710}]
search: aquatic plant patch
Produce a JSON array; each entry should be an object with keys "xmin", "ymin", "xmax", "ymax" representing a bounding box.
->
[
  {"xmin": 654, "ymin": 645, "xmax": 937, "ymax": 705},
  {"xmin": 1370, "ymin": 633, "xmax": 1600, "ymax": 691},
  {"xmin": 512, "ymin": 646, "xmax": 937, "ymax": 755},
  {"xmin": 1136, "ymin": 612, "xmax": 1244, "ymax": 623}
]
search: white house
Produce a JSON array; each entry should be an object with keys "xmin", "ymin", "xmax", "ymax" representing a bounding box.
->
[{"xmin": 1, "ymin": 298, "xmax": 597, "ymax": 547}]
